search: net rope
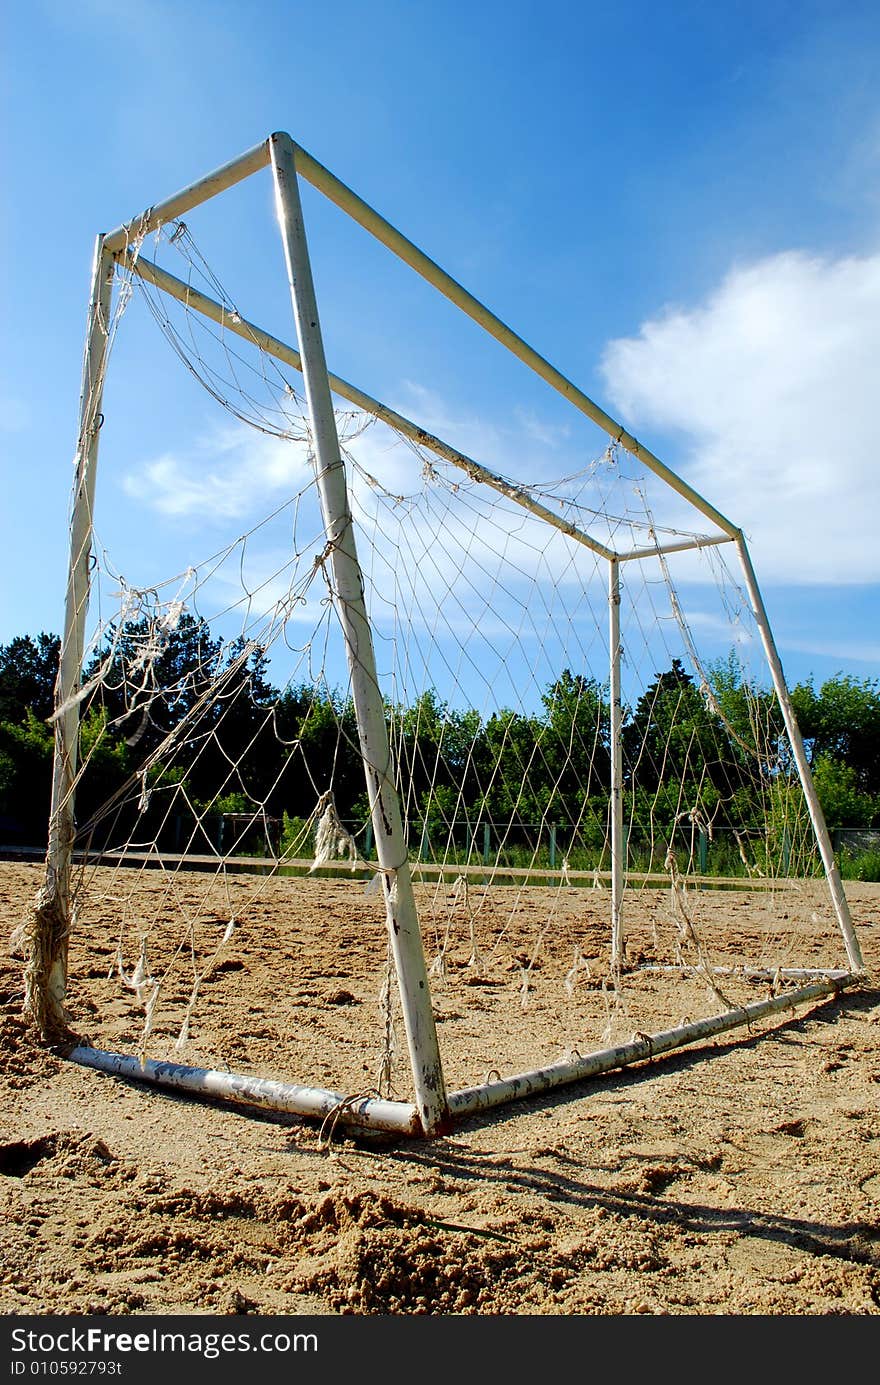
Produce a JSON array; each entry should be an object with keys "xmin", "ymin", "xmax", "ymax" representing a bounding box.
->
[{"xmin": 31, "ymin": 222, "xmax": 850, "ymax": 1096}]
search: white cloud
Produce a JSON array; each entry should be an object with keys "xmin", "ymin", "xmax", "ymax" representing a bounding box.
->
[
  {"xmin": 384, "ymin": 382, "xmax": 574, "ymax": 479},
  {"xmin": 121, "ymin": 423, "xmax": 313, "ymax": 519},
  {"xmin": 513, "ymin": 406, "xmax": 572, "ymax": 451},
  {"xmin": 389, "ymin": 380, "xmax": 510, "ymax": 472},
  {"xmin": 600, "ymin": 248, "xmax": 880, "ymax": 584},
  {"xmin": 206, "ymin": 554, "xmax": 332, "ymax": 635},
  {"xmin": 779, "ymin": 635, "xmax": 880, "ymax": 666},
  {"xmin": 681, "ymin": 607, "xmax": 755, "ymax": 646}
]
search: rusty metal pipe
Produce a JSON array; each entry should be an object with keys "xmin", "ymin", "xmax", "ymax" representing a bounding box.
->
[
  {"xmin": 447, "ymin": 975, "xmax": 859, "ymax": 1119},
  {"xmin": 68, "ymin": 1047, "xmax": 422, "ymax": 1135}
]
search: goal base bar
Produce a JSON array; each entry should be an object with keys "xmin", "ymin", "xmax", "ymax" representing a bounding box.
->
[
  {"xmin": 448, "ymin": 974, "xmax": 861, "ymax": 1120},
  {"xmin": 66, "ymin": 1046, "xmax": 423, "ymax": 1135},
  {"xmin": 66, "ymin": 973, "xmax": 861, "ymax": 1138}
]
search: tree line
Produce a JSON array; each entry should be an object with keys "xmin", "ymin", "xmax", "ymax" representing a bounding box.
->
[{"xmin": 1, "ymin": 621, "xmax": 879, "ymax": 864}]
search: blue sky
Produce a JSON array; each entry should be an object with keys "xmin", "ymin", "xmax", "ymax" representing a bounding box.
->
[{"xmin": 2, "ymin": 0, "xmax": 879, "ymax": 702}]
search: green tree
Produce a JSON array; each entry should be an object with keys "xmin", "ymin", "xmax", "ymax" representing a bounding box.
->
[
  {"xmin": 539, "ymin": 669, "xmax": 611, "ymax": 820},
  {"xmin": 74, "ymin": 707, "xmax": 133, "ymax": 845},
  {"xmin": 810, "ymin": 753, "xmax": 876, "ymax": 830},
  {"xmin": 791, "ymin": 673, "xmax": 880, "ymax": 799},
  {"xmin": 624, "ymin": 659, "xmax": 719, "ymax": 791},
  {"xmin": 86, "ymin": 613, "xmax": 224, "ymax": 758},
  {"xmin": 706, "ymin": 649, "xmax": 783, "ymax": 771},
  {"xmin": 391, "ymin": 690, "xmax": 484, "ymax": 822},
  {"xmin": 0, "ymin": 633, "xmax": 60, "ymax": 724},
  {"xmin": 280, "ymin": 684, "xmax": 363, "ymax": 822},
  {"xmin": 188, "ymin": 637, "xmax": 281, "ymax": 811},
  {"xmin": 0, "ymin": 708, "xmax": 54, "ymax": 843},
  {"xmin": 477, "ymin": 706, "xmax": 546, "ymax": 824}
]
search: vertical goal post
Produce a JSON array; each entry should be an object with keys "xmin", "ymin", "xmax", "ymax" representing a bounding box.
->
[{"xmin": 25, "ymin": 130, "xmax": 866, "ymax": 1140}]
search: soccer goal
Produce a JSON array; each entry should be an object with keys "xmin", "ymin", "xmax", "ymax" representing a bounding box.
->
[{"xmin": 22, "ymin": 131, "xmax": 865, "ymax": 1138}]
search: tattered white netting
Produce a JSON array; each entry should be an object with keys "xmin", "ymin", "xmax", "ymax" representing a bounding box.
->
[{"xmin": 37, "ymin": 221, "xmax": 852, "ymax": 1099}]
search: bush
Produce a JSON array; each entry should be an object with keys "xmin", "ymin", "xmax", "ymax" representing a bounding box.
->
[
  {"xmin": 279, "ymin": 812, "xmax": 312, "ymax": 859},
  {"xmin": 838, "ymin": 849, "xmax": 880, "ymax": 883}
]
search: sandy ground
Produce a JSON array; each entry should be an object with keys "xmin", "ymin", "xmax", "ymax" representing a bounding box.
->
[{"xmin": 2, "ymin": 858, "xmax": 879, "ymax": 1317}]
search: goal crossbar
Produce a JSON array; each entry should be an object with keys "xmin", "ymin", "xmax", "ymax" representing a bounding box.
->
[
  {"xmin": 105, "ymin": 133, "xmax": 738, "ymax": 539},
  {"xmin": 102, "ymin": 140, "xmax": 272, "ymax": 253},
  {"xmin": 125, "ymin": 249, "xmax": 731, "ymax": 564}
]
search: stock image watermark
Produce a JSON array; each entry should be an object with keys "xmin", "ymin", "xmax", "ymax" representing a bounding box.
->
[{"xmin": 9, "ymin": 1325, "xmax": 318, "ymax": 1371}]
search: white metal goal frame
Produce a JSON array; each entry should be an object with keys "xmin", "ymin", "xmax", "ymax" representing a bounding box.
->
[{"xmin": 33, "ymin": 130, "xmax": 865, "ymax": 1139}]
